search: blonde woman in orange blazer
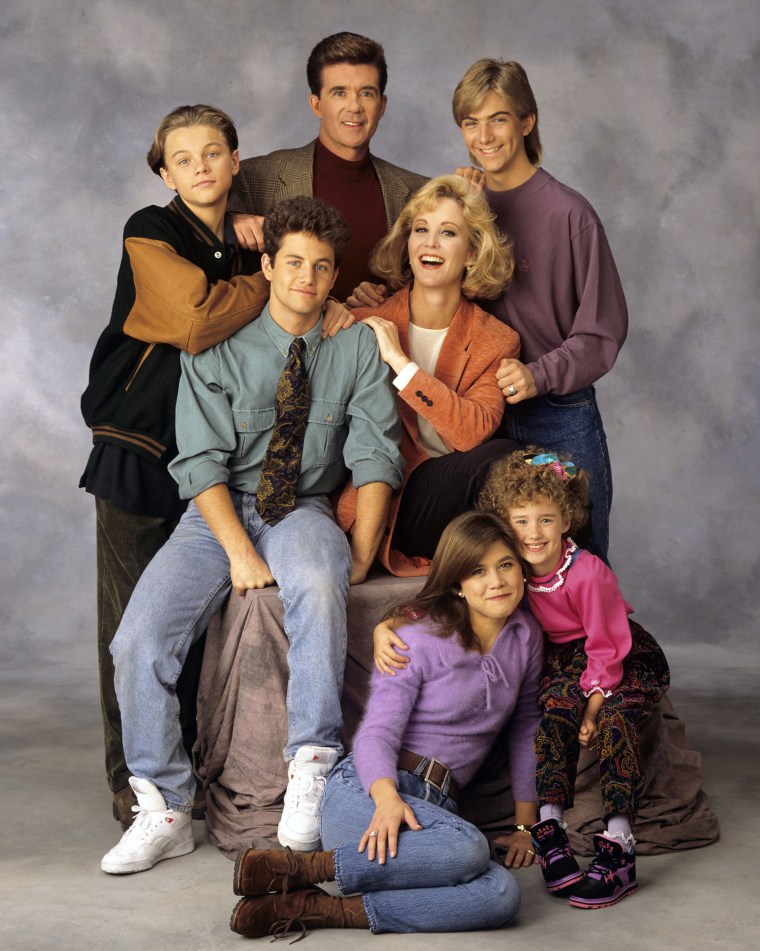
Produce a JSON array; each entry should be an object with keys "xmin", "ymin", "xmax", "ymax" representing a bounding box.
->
[{"xmin": 337, "ymin": 175, "xmax": 521, "ymax": 576}]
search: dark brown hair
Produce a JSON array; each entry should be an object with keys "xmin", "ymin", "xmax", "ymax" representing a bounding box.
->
[
  {"xmin": 306, "ymin": 32, "xmax": 388, "ymax": 95},
  {"xmin": 263, "ymin": 196, "xmax": 350, "ymax": 266},
  {"xmin": 385, "ymin": 511, "xmax": 526, "ymax": 651}
]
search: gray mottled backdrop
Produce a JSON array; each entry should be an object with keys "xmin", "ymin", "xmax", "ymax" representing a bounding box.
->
[{"xmin": 2, "ymin": 0, "xmax": 758, "ymax": 686}]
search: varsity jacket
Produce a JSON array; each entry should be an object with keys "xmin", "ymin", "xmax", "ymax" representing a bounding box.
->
[{"xmin": 81, "ymin": 196, "xmax": 268, "ymax": 467}]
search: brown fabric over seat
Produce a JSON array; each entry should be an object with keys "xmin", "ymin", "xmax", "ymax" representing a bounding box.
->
[{"xmin": 194, "ymin": 577, "xmax": 719, "ymax": 858}]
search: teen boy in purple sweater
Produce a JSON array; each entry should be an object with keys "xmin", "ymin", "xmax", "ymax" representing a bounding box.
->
[{"xmin": 452, "ymin": 59, "xmax": 628, "ymax": 565}]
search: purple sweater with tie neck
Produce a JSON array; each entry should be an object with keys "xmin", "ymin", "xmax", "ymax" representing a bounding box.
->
[{"xmin": 352, "ymin": 607, "xmax": 543, "ymax": 802}]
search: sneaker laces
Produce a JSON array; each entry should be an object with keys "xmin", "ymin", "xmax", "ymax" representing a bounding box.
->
[
  {"xmin": 122, "ymin": 804, "xmax": 171, "ymax": 843},
  {"xmin": 542, "ymin": 843, "xmax": 570, "ymax": 868},
  {"xmin": 285, "ymin": 771, "xmax": 327, "ymax": 816},
  {"xmin": 583, "ymin": 849, "xmax": 626, "ymax": 882}
]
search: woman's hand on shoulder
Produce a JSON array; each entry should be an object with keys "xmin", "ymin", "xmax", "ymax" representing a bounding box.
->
[
  {"xmin": 373, "ymin": 619, "xmax": 411, "ymax": 675},
  {"xmin": 363, "ymin": 316, "xmax": 410, "ymax": 374},
  {"xmin": 361, "ymin": 779, "xmax": 422, "ymax": 863},
  {"xmin": 346, "ymin": 281, "xmax": 388, "ymax": 309}
]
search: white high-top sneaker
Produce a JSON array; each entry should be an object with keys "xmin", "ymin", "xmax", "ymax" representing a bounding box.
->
[
  {"xmin": 277, "ymin": 746, "xmax": 340, "ymax": 851},
  {"xmin": 101, "ymin": 777, "xmax": 195, "ymax": 874}
]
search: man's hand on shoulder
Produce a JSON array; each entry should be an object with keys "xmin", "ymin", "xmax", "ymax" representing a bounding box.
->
[
  {"xmin": 321, "ymin": 298, "xmax": 356, "ymax": 338},
  {"xmin": 231, "ymin": 214, "xmax": 265, "ymax": 251},
  {"xmin": 346, "ymin": 282, "xmax": 388, "ymax": 309},
  {"xmin": 453, "ymin": 166, "xmax": 485, "ymax": 192}
]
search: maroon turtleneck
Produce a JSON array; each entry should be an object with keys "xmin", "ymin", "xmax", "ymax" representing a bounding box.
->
[{"xmin": 313, "ymin": 138, "xmax": 387, "ymax": 301}]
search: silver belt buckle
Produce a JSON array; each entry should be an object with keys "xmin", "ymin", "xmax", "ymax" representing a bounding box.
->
[{"xmin": 422, "ymin": 756, "xmax": 449, "ymax": 794}]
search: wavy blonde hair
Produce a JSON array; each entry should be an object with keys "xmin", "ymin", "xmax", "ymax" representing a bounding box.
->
[{"xmin": 370, "ymin": 174, "xmax": 514, "ymax": 300}]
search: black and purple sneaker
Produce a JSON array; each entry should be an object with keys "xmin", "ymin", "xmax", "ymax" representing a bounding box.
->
[
  {"xmin": 531, "ymin": 819, "xmax": 585, "ymax": 895},
  {"xmin": 569, "ymin": 833, "xmax": 638, "ymax": 909}
]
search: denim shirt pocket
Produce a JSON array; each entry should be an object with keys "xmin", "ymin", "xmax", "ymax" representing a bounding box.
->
[
  {"xmin": 302, "ymin": 398, "xmax": 347, "ymax": 470},
  {"xmin": 233, "ymin": 407, "xmax": 274, "ymax": 456}
]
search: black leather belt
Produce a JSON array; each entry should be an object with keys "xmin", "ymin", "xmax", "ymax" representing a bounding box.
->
[{"xmin": 398, "ymin": 749, "xmax": 460, "ymax": 800}]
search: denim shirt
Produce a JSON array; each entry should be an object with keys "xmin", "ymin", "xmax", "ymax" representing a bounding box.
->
[{"xmin": 169, "ymin": 304, "xmax": 404, "ymax": 500}]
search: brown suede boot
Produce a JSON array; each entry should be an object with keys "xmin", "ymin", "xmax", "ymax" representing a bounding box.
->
[
  {"xmin": 230, "ymin": 888, "xmax": 368, "ymax": 940},
  {"xmin": 233, "ymin": 847, "xmax": 336, "ymax": 896}
]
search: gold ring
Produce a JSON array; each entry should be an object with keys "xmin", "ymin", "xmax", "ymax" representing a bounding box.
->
[{"xmin": 527, "ymin": 850, "xmax": 535, "ymax": 856}]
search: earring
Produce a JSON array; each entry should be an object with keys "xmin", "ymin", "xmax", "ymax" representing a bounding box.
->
[{"xmin": 456, "ymin": 590, "xmax": 464, "ymax": 598}]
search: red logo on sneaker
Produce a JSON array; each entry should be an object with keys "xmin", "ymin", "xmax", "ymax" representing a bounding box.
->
[{"xmin": 166, "ymin": 817, "xmax": 174, "ymax": 823}]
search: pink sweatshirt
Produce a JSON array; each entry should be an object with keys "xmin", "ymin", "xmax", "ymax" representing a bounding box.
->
[{"xmin": 527, "ymin": 540, "xmax": 633, "ymax": 694}]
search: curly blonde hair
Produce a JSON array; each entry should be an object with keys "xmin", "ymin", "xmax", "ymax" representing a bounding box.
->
[
  {"xmin": 370, "ymin": 174, "xmax": 514, "ymax": 300},
  {"xmin": 478, "ymin": 446, "xmax": 590, "ymax": 535}
]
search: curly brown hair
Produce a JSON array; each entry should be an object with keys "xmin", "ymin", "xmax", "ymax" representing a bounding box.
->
[{"xmin": 477, "ymin": 446, "xmax": 590, "ymax": 535}]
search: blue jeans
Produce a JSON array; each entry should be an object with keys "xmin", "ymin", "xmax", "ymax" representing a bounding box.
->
[
  {"xmin": 111, "ymin": 492, "xmax": 351, "ymax": 810},
  {"xmin": 499, "ymin": 386, "xmax": 612, "ymax": 564},
  {"xmin": 320, "ymin": 757, "xmax": 521, "ymax": 934}
]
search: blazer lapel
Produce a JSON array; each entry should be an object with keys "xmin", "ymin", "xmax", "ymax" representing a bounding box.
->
[
  {"xmin": 434, "ymin": 298, "xmax": 475, "ymax": 391},
  {"xmin": 372, "ymin": 157, "xmax": 413, "ymax": 228},
  {"xmin": 276, "ymin": 141, "xmax": 315, "ymax": 199}
]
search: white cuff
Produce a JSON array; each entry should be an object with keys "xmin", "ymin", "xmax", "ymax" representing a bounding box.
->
[
  {"xmin": 393, "ymin": 362, "xmax": 419, "ymax": 391},
  {"xmin": 582, "ymin": 685, "xmax": 612, "ymax": 699}
]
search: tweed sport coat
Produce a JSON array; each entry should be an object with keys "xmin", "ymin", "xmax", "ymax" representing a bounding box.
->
[{"xmin": 226, "ymin": 140, "xmax": 428, "ymax": 228}]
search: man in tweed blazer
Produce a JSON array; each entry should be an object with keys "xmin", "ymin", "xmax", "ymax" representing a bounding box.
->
[
  {"xmin": 229, "ymin": 140, "xmax": 426, "ymax": 234},
  {"xmin": 228, "ymin": 32, "xmax": 427, "ymax": 300}
]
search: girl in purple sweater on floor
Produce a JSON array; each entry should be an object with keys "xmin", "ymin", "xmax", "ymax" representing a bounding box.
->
[
  {"xmin": 229, "ymin": 511, "xmax": 543, "ymax": 939},
  {"xmin": 478, "ymin": 447, "xmax": 670, "ymax": 909}
]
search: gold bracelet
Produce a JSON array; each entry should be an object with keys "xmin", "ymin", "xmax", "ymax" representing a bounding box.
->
[{"xmin": 507, "ymin": 824, "xmax": 532, "ymax": 834}]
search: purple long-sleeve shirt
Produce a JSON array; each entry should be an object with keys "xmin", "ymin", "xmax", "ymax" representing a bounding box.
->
[
  {"xmin": 352, "ymin": 607, "xmax": 544, "ymax": 803},
  {"xmin": 483, "ymin": 169, "xmax": 628, "ymax": 396}
]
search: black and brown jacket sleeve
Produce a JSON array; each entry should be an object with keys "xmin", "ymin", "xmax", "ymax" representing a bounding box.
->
[{"xmin": 123, "ymin": 237, "xmax": 269, "ymax": 355}]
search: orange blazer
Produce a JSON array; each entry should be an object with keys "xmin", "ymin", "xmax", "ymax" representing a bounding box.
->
[{"xmin": 336, "ymin": 286, "xmax": 521, "ymax": 576}]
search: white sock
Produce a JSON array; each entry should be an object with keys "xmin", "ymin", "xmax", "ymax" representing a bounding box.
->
[
  {"xmin": 604, "ymin": 815, "xmax": 635, "ymax": 852},
  {"xmin": 539, "ymin": 803, "xmax": 565, "ymax": 824}
]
